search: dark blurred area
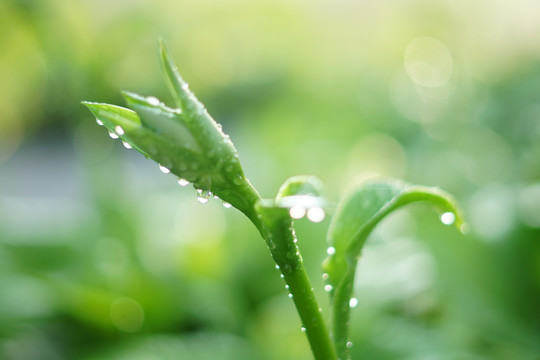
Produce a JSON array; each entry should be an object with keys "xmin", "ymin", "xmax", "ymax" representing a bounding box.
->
[{"xmin": 1, "ymin": 0, "xmax": 540, "ymax": 359}]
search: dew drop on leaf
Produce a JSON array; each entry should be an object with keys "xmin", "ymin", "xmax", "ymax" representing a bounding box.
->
[
  {"xmin": 159, "ymin": 164, "xmax": 171, "ymax": 173},
  {"xmin": 114, "ymin": 125, "xmax": 125, "ymax": 136},
  {"xmin": 346, "ymin": 341, "xmax": 353, "ymax": 349},
  {"xmin": 289, "ymin": 205, "xmax": 306, "ymax": 219},
  {"xmin": 301, "ymin": 327, "xmax": 306, "ymax": 333},
  {"xmin": 440, "ymin": 211, "xmax": 455, "ymax": 225},
  {"xmin": 288, "ymin": 293, "xmax": 293, "ymax": 298},
  {"xmin": 197, "ymin": 196, "xmax": 209, "ymax": 204},
  {"xmin": 108, "ymin": 131, "xmax": 119, "ymax": 139},
  {"xmin": 307, "ymin": 207, "xmax": 325, "ymax": 223},
  {"xmin": 327, "ymin": 246, "xmax": 336, "ymax": 255},
  {"xmin": 349, "ymin": 297, "xmax": 358, "ymax": 308},
  {"xmin": 222, "ymin": 201, "xmax": 232, "ymax": 208},
  {"xmin": 324, "ymin": 284, "xmax": 333, "ymax": 292},
  {"xmin": 233, "ymin": 174, "xmax": 243, "ymax": 185},
  {"xmin": 122, "ymin": 141, "xmax": 132, "ymax": 149},
  {"xmin": 96, "ymin": 119, "xmax": 104, "ymax": 126},
  {"xmin": 178, "ymin": 178, "xmax": 189, "ymax": 187}
]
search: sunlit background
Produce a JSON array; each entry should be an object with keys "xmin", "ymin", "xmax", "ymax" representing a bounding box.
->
[{"xmin": 1, "ymin": 0, "xmax": 540, "ymax": 359}]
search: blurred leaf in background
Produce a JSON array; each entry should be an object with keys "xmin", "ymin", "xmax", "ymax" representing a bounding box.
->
[{"xmin": 1, "ymin": 0, "xmax": 540, "ymax": 359}]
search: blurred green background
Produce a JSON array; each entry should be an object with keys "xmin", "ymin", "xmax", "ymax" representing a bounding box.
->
[{"xmin": 1, "ymin": 0, "xmax": 540, "ymax": 359}]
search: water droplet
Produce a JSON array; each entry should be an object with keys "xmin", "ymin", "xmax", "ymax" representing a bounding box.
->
[
  {"xmin": 108, "ymin": 131, "xmax": 119, "ymax": 139},
  {"xmin": 122, "ymin": 141, "xmax": 132, "ymax": 149},
  {"xmin": 322, "ymin": 273, "xmax": 329, "ymax": 280},
  {"xmin": 289, "ymin": 205, "xmax": 306, "ymax": 219},
  {"xmin": 324, "ymin": 285, "xmax": 333, "ymax": 292},
  {"xmin": 275, "ymin": 265, "xmax": 280, "ymax": 270},
  {"xmin": 178, "ymin": 178, "xmax": 189, "ymax": 187},
  {"xmin": 280, "ymin": 274, "xmax": 285, "ymax": 278},
  {"xmin": 349, "ymin": 298, "xmax": 358, "ymax": 308},
  {"xmin": 327, "ymin": 246, "xmax": 336, "ymax": 255},
  {"xmin": 114, "ymin": 125, "xmax": 125, "ymax": 136},
  {"xmin": 159, "ymin": 164, "xmax": 171, "ymax": 174},
  {"xmin": 197, "ymin": 196, "xmax": 209, "ymax": 204},
  {"xmin": 285, "ymin": 285, "xmax": 289, "ymax": 289},
  {"xmin": 147, "ymin": 96, "xmax": 160, "ymax": 106},
  {"xmin": 233, "ymin": 174, "xmax": 243, "ymax": 185},
  {"xmin": 440, "ymin": 212, "xmax": 455, "ymax": 225},
  {"xmin": 288, "ymin": 293, "xmax": 293, "ymax": 298},
  {"xmin": 307, "ymin": 207, "xmax": 325, "ymax": 223},
  {"xmin": 222, "ymin": 201, "xmax": 232, "ymax": 208},
  {"xmin": 346, "ymin": 341, "xmax": 353, "ymax": 349},
  {"xmin": 460, "ymin": 223, "xmax": 470, "ymax": 234},
  {"xmin": 96, "ymin": 119, "xmax": 104, "ymax": 126},
  {"xmin": 301, "ymin": 327, "xmax": 306, "ymax": 333},
  {"xmin": 196, "ymin": 189, "xmax": 211, "ymax": 204}
]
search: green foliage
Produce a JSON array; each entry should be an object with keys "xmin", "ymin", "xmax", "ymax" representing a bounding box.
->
[{"xmin": 83, "ymin": 43, "xmax": 464, "ymax": 360}]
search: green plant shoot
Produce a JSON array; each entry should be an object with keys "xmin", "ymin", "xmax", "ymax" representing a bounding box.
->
[{"xmin": 83, "ymin": 41, "xmax": 465, "ymax": 360}]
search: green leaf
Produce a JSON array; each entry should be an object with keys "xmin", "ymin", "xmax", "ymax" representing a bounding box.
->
[
  {"xmin": 322, "ymin": 178, "xmax": 464, "ymax": 359},
  {"xmin": 323, "ymin": 179, "xmax": 464, "ymax": 290}
]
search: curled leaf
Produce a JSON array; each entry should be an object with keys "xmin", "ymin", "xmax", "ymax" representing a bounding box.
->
[{"xmin": 322, "ymin": 178, "xmax": 465, "ymax": 359}]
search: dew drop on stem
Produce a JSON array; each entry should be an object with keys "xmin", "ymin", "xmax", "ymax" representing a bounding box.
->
[
  {"xmin": 349, "ymin": 298, "xmax": 358, "ymax": 308},
  {"xmin": 346, "ymin": 342, "xmax": 353, "ymax": 349},
  {"xmin": 96, "ymin": 119, "xmax": 104, "ymax": 126},
  {"xmin": 122, "ymin": 141, "xmax": 132, "ymax": 149},
  {"xmin": 327, "ymin": 246, "xmax": 336, "ymax": 255},
  {"xmin": 301, "ymin": 327, "xmax": 306, "ymax": 333},
  {"xmin": 288, "ymin": 293, "xmax": 293, "ymax": 298},
  {"xmin": 108, "ymin": 131, "xmax": 119, "ymax": 139},
  {"xmin": 322, "ymin": 273, "xmax": 329, "ymax": 280},
  {"xmin": 324, "ymin": 284, "xmax": 333, "ymax": 292}
]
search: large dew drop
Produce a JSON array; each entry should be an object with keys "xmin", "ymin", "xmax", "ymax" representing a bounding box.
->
[
  {"xmin": 307, "ymin": 207, "xmax": 325, "ymax": 223},
  {"xmin": 289, "ymin": 205, "xmax": 306, "ymax": 219}
]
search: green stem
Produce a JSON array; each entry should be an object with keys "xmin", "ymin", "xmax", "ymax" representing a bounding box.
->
[
  {"xmin": 255, "ymin": 203, "xmax": 337, "ymax": 360},
  {"xmin": 332, "ymin": 262, "xmax": 357, "ymax": 360}
]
